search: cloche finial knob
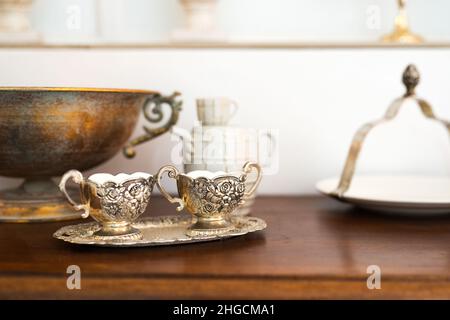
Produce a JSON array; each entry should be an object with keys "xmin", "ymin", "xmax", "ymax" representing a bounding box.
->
[{"xmin": 402, "ymin": 64, "xmax": 420, "ymax": 96}]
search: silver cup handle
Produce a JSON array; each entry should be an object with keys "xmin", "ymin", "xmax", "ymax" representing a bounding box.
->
[
  {"xmin": 156, "ymin": 165, "xmax": 185, "ymax": 212},
  {"xmin": 241, "ymin": 162, "xmax": 262, "ymax": 197},
  {"xmin": 59, "ymin": 170, "xmax": 90, "ymax": 218}
]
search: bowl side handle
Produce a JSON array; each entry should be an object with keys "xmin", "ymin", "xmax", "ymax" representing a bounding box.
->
[{"xmin": 123, "ymin": 92, "xmax": 182, "ymax": 158}]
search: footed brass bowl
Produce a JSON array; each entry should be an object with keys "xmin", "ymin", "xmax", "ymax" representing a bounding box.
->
[{"xmin": 0, "ymin": 87, "xmax": 181, "ymax": 222}]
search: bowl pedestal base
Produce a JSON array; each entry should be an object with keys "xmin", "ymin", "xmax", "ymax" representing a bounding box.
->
[{"xmin": 0, "ymin": 178, "xmax": 82, "ymax": 223}]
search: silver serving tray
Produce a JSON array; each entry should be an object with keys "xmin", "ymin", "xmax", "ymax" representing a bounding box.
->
[{"xmin": 53, "ymin": 215, "xmax": 267, "ymax": 247}]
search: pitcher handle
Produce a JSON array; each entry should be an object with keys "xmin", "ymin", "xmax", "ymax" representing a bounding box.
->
[
  {"xmin": 229, "ymin": 99, "xmax": 239, "ymax": 120},
  {"xmin": 59, "ymin": 170, "xmax": 90, "ymax": 218},
  {"xmin": 123, "ymin": 92, "xmax": 182, "ymax": 158},
  {"xmin": 156, "ymin": 165, "xmax": 185, "ymax": 212},
  {"xmin": 242, "ymin": 162, "xmax": 262, "ymax": 197},
  {"xmin": 260, "ymin": 130, "xmax": 277, "ymax": 161}
]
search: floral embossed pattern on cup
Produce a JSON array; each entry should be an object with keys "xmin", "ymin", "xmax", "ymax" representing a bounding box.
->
[
  {"xmin": 186, "ymin": 175, "xmax": 245, "ymax": 216},
  {"xmin": 156, "ymin": 162, "xmax": 262, "ymax": 236},
  {"xmin": 59, "ymin": 170, "xmax": 154, "ymax": 240}
]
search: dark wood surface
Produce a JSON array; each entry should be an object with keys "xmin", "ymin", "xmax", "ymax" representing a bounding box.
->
[{"xmin": 1, "ymin": 196, "xmax": 450, "ymax": 299}]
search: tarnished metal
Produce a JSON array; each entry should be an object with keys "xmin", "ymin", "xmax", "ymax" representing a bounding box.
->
[
  {"xmin": 59, "ymin": 170, "xmax": 155, "ymax": 240},
  {"xmin": 0, "ymin": 87, "xmax": 181, "ymax": 222},
  {"xmin": 333, "ymin": 65, "xmax": 450, "ymax": 197},
  {"xmin": 123, "ymin": 92, "xmax": 182, "ymax": 158},
  {"xmin": 156, "ymin": 162, "xmax": 262, "ymax": 236},
  {"xmin": 53, "ymin": 215, "xmax": 267, "ymax": 247}
]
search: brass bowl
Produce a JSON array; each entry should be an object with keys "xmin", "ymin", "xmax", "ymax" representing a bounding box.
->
[{"xmin": 0, "ymin": 87, "xmax": 181, "ymax": 222}]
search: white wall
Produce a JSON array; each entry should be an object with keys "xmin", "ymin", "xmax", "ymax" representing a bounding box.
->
[
  {"xmin": 1, "ymin": 48, "xmax": 450, "ymax": 194},
  {"xmin": 30, "ymin": 0, "xmax": 450, "ymax": 43}
]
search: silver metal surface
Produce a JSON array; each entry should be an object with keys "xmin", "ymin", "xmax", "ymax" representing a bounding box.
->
[
  {"xmin": 156, "ymin": 162, "xmax": 262, "ymax": 236},
  {"xmin": 53, "ymin": 215, "xmax": 267, "ymax": 247},
  {"xmin": 333, "ymin": 64, "xmax": 450, "ymax": 197}
]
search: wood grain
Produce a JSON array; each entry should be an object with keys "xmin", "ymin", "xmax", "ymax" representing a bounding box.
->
[{"xmin": 1, "ymin": 196, "xmax": 450, "ymax": 299}]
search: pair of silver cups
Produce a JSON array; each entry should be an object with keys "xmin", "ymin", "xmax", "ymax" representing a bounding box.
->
[{"xmin": 59, "ymin": 162, "xmax": 262, "ymax": 239}]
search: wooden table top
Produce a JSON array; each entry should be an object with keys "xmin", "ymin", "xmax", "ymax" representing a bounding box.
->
[{"xmin": 1, "ymin": 195, "xmax": 450, "ymax": 299}]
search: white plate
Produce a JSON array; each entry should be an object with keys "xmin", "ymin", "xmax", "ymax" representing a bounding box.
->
[{"xmin": 316, "ymin": 175, "xmax": 450, "ymax": 215}]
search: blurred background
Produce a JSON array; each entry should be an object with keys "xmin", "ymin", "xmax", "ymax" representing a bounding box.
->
[
  {"xmin": 25, "ymin": 0, "xmax": 450, "ymax": 43},
  {"xmin": 0, "ymin": 0, "xmax": 450, "ymax": 194}
]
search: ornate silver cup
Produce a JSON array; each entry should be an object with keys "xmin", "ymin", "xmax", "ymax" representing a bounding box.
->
[
  {"xmin": 59, "ymin": 170, "xmax": 155, "ymax": 240},
  {"xmin": 156, "ymin": 162, "xmax": 262, "ymax": 236}
]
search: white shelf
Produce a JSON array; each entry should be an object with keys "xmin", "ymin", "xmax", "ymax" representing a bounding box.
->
[{"xmin": 1, "ymin": 41, "xmax": 450, "ymax": 50}]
